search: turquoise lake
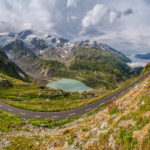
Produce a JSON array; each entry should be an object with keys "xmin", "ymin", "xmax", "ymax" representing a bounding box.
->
[{"xmin": 47, "ymin": 79, "xmax": 93, "ymax": 93}]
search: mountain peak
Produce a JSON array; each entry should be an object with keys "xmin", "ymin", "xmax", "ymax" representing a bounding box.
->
[{"xmin": 18, "ymin": 29, "xmax": 34, "ymax": 39}]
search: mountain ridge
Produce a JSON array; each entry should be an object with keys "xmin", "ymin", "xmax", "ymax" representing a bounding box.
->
[
  {"xmin": 0, "ymin": 29, "xmax": 130, "ymax": 62},
  {"xmin": 1, "ymin": 39, "xmax": 135, "ymax": 89},
  {"xmin": 0, "ymin": 30, "xmax": 141, "ymax": 90},
  {"xmin": 135, "ymin": 53, "xmax": 150, "ymax": 60},
  {"xmin": 0, "ymin": 48, "xmax": 28, "ymax": 81}
]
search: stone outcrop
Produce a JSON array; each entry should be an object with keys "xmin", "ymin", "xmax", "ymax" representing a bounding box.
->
[{"xmin": 0, "ymin": 77, "xmax": 11, "ymax": 87}]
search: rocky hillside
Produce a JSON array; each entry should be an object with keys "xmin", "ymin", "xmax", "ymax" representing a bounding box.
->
[
  {"xmin": 0, "ymin": 30, "xmax": 142, "ymax": 89},
  {"xmin": 0, "ymin": 30, "xmax": 130, "ymax": 62},
  {"xmin": 67, "ymin": 46, "xmax": 132, "ymax": 89},
  {"xmin": 44, "ymin": 71, "xmax": 150, "ymax": 149},
  {"xmin": 2, "ymin": 40, "xmax": 66, "ymax": 79},
  {"xmin": 0, "ymin": 48, "xmax": 28, "ymax": 81},
  {"xmin": 74, "ymin": 40, "xmax": 131, "ymax": 63},
  {"xmin": 42, "ymin": 63, "xmax": 150, "ymax": 149},
  {"xmin": 1, "ymin": 38, "xmax": 136, "ymax": 89},
  {"xmin": 0, "ymin": 63, "xmax": 150, "ymax": 150}
]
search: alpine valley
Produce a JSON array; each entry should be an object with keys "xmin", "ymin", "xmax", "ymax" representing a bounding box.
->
[
  {"xmin": 0, "ymin": 0, "xmax": 150, "ymax": 149},
  {"xmin": 0, "ymin": 30, "xmax": 141, "ymax": 90}
]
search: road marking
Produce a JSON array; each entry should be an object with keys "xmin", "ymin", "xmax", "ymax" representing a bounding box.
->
[
  {"xmin": 69, "ymin": 113, "xmax": 76, "ymax": 116},
  {"xmin": 8, "ymin": 108, "xmax": 13, "ymax": 112},
  {"xmin": 35, "ymin": 115, "xmax": 41, "ymax": 118},
  {"xmin": 85, "ymin": 108, "xmax": 93, "ymax": 111},
  {"xmin": 20, "ymin": 113, "xmax": 26, "ymax": 116},
  {"xmin": 52, "ymin": 116, "xmax": 59, "ymax": 118}
]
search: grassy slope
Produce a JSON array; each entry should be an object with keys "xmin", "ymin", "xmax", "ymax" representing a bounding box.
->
[
  {"xmin": 0, "ymin": 63, "xmax": 150, "ymax": 150},
  {"xmin": 0, "ymin": 47, "xmax": 144, "ymax": 113},
  {"xmin": 0, "ymin": 73, "xmax": 88, "ymax": 112},
  {"xmin": 0, "ymin": 71, "xmax": 138, "ymax": 112},
  {"xmin": 64, "ymin": 46, "xmax": 132, "ymax": 89},
  {"xmin": 0, "ymin": 110, "xmax": 24, "ymax": 133},
  {"xmin": 143, "ymin": 62, "xmax": 150, "ymax": 74},
  {"xmin": 37, "ymin": 64, "xmax": 150, "ymax": 149}
]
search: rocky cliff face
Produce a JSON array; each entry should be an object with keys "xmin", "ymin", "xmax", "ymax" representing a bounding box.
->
[
  {"xmin": 0, "ymin": 48, "xmax": 28, "ymax": 81},
  {"xmin": 2, "ymin": 40, "xmax": 66, "ymax": 80}
]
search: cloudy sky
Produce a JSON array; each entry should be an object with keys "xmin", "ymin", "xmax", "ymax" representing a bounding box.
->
[{"xmin": 0, "ymin": 0, "xmax": 150, "ymax": 53}]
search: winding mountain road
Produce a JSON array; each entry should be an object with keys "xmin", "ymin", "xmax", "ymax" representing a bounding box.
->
[{"xmin": 0, "ymin": 72, "xmax": 150, "ymax": 120}]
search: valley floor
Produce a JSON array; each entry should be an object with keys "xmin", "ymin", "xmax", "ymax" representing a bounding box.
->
[{"xmin": 0, "ymin": 72, "xmax": 150, "ymax": 149}]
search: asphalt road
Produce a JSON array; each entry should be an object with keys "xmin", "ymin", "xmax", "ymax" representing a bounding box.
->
[{"xmin": 0, "ymin": 72, "xmax": 150, "ymax": 120}]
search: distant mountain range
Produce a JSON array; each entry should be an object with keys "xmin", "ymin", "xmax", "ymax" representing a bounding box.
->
[
  {"xmin": 0, "ymin": 30, "xmax": 74, "ymax": 59},
  {"xmin": 0, "ymin": 29, "xmax": 139, "ymax": 89},
  {"xmin": 135, "ymin": 53, "xmax": 150, "ymax": 60},
  {"xmin": 0, "ymin": 29, "xmax": 131, "ymax": 62}
]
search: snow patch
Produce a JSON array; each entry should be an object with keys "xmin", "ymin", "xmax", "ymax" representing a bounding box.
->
[{"xmin": 18, "ymin": 72, "xmax": 25, "ymax": 78}]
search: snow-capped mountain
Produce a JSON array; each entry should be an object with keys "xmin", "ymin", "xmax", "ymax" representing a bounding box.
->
[
  {"xmin": 0, "ymin": 29, "xmax": 131, "ymax": 63},
  {"xmin": 0, "ymin": 30, "xmax": 132, "ymax": 83},
  {"xmin": 0, "ymin": 30, "xmax": 74, "ymax": 58}
]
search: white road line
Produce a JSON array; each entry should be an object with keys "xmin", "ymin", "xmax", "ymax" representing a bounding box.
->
[
  {"xmin": 35, "ymin": 115, "xmax": 41, "ymax": 118},
  {"xmin": 69, "ymin": 113, "xmax": 76, "ymax": 116},
  {"xmin": 8, "ymin": 108, "xmax": 13, "ymax": 112},
  {"xmin": 52, "ymin": 116, "xmax": 59, "ymax": 118},
  {"xmin": 20, "ymin": 113, "xmax": 26, "ymax": 116},
  {"xmin": 85, "ymin": 108, "xmax": 93, "ymax": 111}
]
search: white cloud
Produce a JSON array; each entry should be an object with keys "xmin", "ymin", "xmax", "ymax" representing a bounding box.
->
[
  {"xmin": 109, "ymin": 11, "xmax": 120, "ymax": 24},
  {"xmin": 82, "ymin": 4, "xmax": 107, "ymax": 29},
  {"xmin": 78, "ymin": 0, "xmax": 150, "ymax": 53},
  {"xmin": 0, "ymin": 0, "xmax": 65, "ymax": 33},
  {"xmin": 80, "ymin": 4, "xmax": 123, "ymax": 36},
  {"xmin": 67, "ymin": 0, "xmax": 77, "ymax": 8},
  {"xmin": 0, "ymin": 0, "xmax": 150, "ymax": 53}
]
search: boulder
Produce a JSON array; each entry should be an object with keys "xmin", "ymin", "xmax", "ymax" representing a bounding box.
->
[{"xmin": 0, "ymin": 77, "xmax": 11, "ymax": 87}]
